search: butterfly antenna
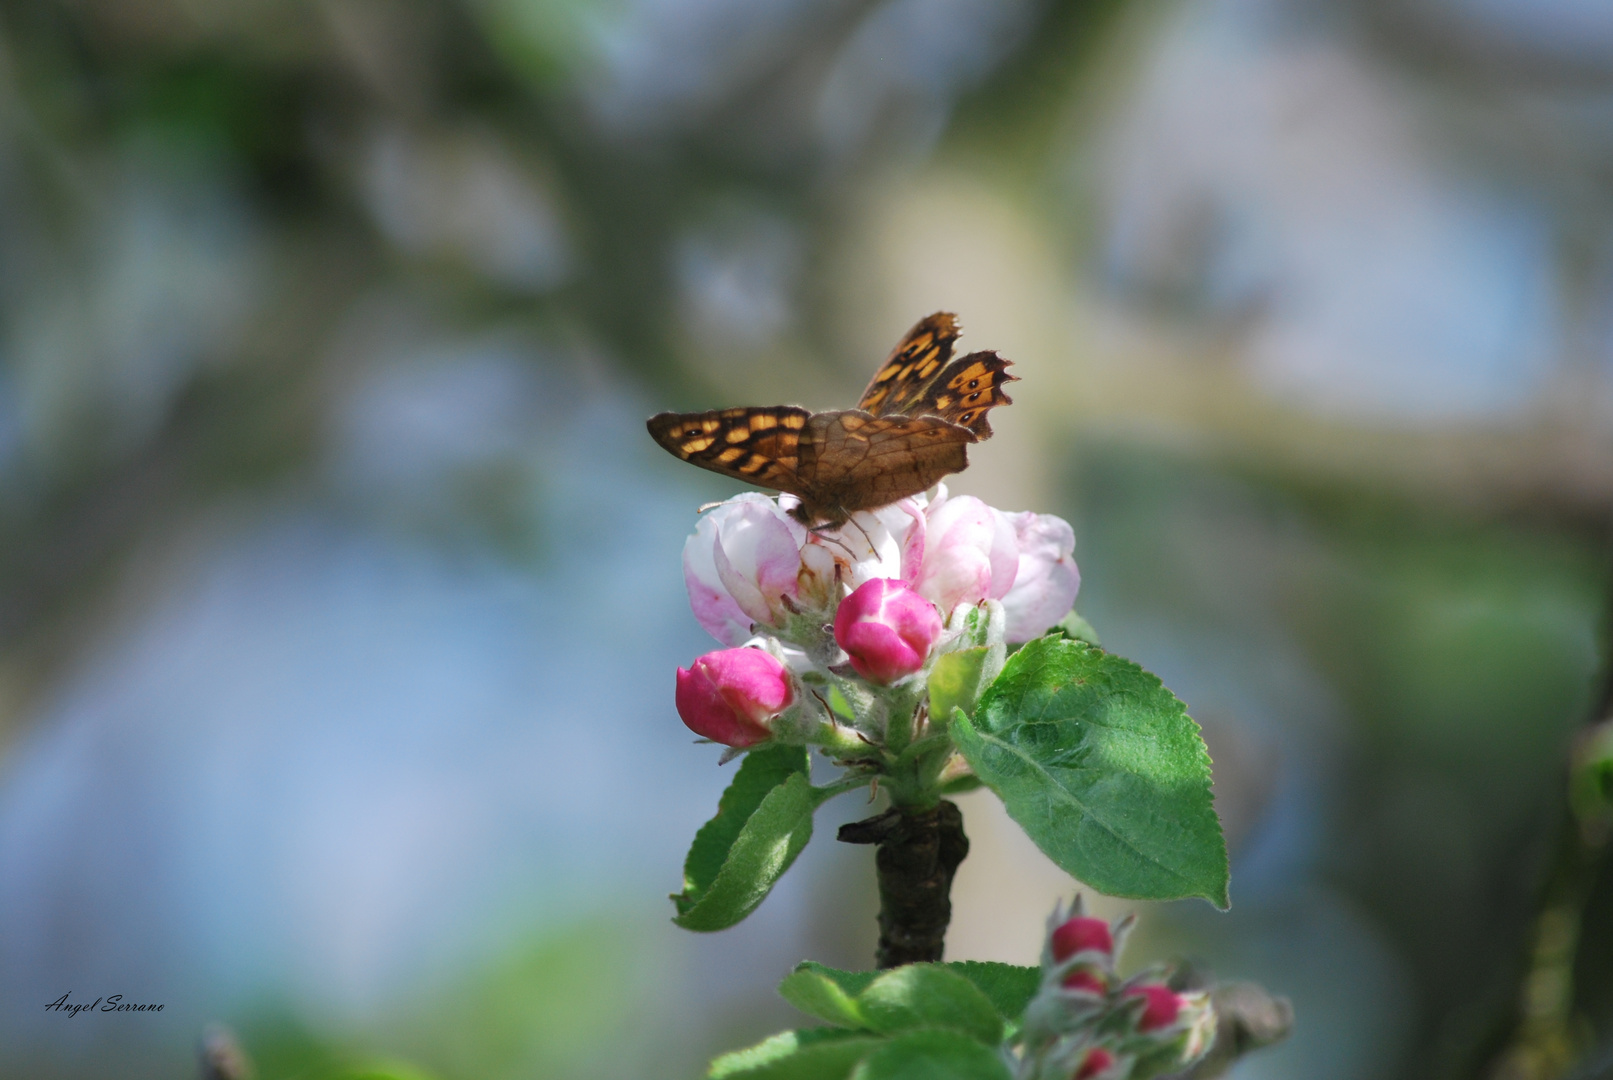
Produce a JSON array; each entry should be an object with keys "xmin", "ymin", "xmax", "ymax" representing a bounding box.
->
[{"xmin": 696, "ymin": 501, "xmax": 726, "ymax": 514}]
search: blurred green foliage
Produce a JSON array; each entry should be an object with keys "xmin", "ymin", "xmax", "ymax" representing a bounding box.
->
[
  {"xmin": 0, "ymin": 0, "xmax": 1608, "ymax": 1077},
  {"xmin": 239, "ymin": 913, "xmax": 665, "ymax": 1080},
  {"xmin": 1069, "ymin": 439, "xmax": 1609, "ymax": 1078}
]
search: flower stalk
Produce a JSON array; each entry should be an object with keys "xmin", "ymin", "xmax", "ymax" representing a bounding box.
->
[{"xmin": 838, "ymin": 801, "xmax": 970, "ymax": 968}]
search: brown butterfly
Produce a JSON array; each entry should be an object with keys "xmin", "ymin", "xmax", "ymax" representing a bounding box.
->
[{"xmin": 647, "ymin": 312, "xmax": 1015, "ymax": 528}]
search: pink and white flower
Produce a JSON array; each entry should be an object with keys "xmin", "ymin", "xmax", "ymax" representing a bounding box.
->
[
  {"xmin": 682, "ymin": 494, "xmax": 909, "ymax": 646},
  {"xmin": 682, "ymin": 494, "xmax": 807, "ymax": 646},
  {"xmin": 1000, "ymin": 511, "xmax": 1081, "ymax": 643},
  {"xmin": 682, "ymin": 486, "xmax": 1080, "ymax": 648},
  {"xmin": 902, "ymin": 490, "xmax": 1019, "ymax": 614}
]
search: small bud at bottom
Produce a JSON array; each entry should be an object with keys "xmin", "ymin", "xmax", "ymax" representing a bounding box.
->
[
  {"xmin": 1123, "ymin": 984, "xmax": 1182, "ymax": 1032},
  {"xmin": 1062, "ymin": 969, "xmax": 1108, "ymax": 995},
  {"xmin": 1074, "ymin": 1046, "xmax": 1116, "ymax": 1080}
]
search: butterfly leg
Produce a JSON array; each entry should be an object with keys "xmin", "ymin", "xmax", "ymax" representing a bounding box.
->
[
  {"xmin": 811, "ymin": 530, "xmax": 859, "ymax": 561},
  {"xmin": 842, "ymin": 515, "xmax": 878, "ymax": 558}
]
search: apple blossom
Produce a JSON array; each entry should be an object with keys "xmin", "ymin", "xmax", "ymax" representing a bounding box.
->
[
  {"xmin": 681, "ymin": 487, "xmax": 1080, "ymax": 650},
  {"xmin": 833, "ymin": 579, "xmax": 943, "ymax": 684},
  {"xmin": 683, "ymin": 494, "xmax": 918, "ymax": 647},
  {"xmin": 905, "ymin": 490, "xmax": 1018, "ymax": 613},
  {"xmin": 675, "ymin": 648, "xmax": 794, "ymax": 747},
  {"xmin": 1000, "ymin": 510, "xmax": 1080, "ymax": 642},
  {"xmin": 682, "ymin": 495, "xmax": 806, "ymax": 646}
]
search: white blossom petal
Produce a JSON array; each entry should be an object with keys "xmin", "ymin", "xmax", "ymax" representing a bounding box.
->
[
  {"xmin": 1000, "ymin": 511, "xmax": 1080, "ymax": 642},
  {"xmin": 911, "ymin": 494, "xmax": 1019, "ymax": 612}
]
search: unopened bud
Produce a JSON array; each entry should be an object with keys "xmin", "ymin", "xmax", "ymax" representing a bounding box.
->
[
  {"xmin": 1073, "ymin": 1046, "xmax": 1122, "ymax": 1080},
  {"xmin": 1123, "ymin": 984, "xmax": 1182, "ymax": 1032},
  {"xmin": 675, "ymin": 648, "xmax": 794, "ymax": 747},
  {"xmin": 832, "ymin": 578, "xmax": 942, "ymax": 684},
  {"xmin": 1052, "ymin": 915, "xmax": 1114, "ymax": 964},
  {"xmin": 1062, "ymin": 968, "xmax": 1109, "ymax": 995}
]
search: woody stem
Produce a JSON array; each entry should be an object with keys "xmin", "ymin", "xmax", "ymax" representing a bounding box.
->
[{"xmin": 838, "ymin": 800, "xmax": 970, "ymax": 968}]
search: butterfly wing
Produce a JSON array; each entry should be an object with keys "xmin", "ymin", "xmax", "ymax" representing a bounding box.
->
[
  {"xmin": 857, "ymin": 313, "xmax": 1016, "ymax": 438},
  {"xmin": 907, "ymin": 350, "xmax": 1015, "ymax": 438},
  {"xmin": 803, "ymin": 411, "xmax": 973, "ymax": 516},
  {"xmin": 647, "ymin": 407, "xmax": 811, "ymax": 494},
  {"xmin": 857, "ymin": 312, "xmax": 960, "ymax": 416}
]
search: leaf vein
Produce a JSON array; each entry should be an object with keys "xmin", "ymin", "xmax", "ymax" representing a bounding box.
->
[{"xmin": 972, "ymin": 729, "xmax": 1197, "ymax": 889}]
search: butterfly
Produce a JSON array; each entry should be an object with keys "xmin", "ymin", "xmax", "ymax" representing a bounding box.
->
[{"xmin": 647, "ymin": 312, "xmax": 1015, "ymax": 528}]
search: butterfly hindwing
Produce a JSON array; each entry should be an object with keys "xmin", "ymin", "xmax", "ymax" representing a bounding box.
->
[
  {"xmin": 857, "ymin": 314, "xmax": 1015, "ymax": 437},
  {"xmin": 910, "ymin": 349, "xmax": 1015, "ymax": 438},
  {"xmin": 646, "ymin": 407, "xmax": 811, "ymax": 494},
  {"xmin": 803, "ymin": 411, "xmax": 972, "ymax": 515}
]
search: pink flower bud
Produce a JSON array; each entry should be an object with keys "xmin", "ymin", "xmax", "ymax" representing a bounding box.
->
[
  {"xmin": 1051, "ymin": 915, "xmax": 1114, "ymax": 964},
  {"xmin": 832, "ymin": 579, "xmax": 942, "ymax": 684},
  {"xmin": 1061, "ymin": 968, "xmax": 1108, "ymax": 995},
  {"xmin": 1073, "ymin": 1047, "xmax": 1117, "ymax": 1080},
  {"xmin": 1123, "ymin": 983, "xmax": 1183, "ymax": 1032},
  {"xmin": 675, "ymin": 648, "xmax": 794, "ymax": 747}
]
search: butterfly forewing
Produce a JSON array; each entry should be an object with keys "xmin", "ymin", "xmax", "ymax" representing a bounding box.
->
[
  {"xmin": 857, "ymin": 313, "xmax": 960, "ymax": 416},
  {"xmin": 857, "ymin": 314, "xmax": 1015, "ymax": 437},
  {"xmin": 647, "ymin": 406, "xmax": 811, "ymax": 493}
]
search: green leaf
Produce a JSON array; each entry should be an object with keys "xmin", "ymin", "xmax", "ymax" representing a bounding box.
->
[
  {"xmin": 937, "ymin": 774, "xmax": 984, "ymax": 796},
  {"xmin": 939, "ymin": 963, "xmax": 1040, "ymax": 1027},
  {"xmin": 778, "ymin": 968, "xmax": 869, "ymax": 1029},
  {"xmin": 789, "ymin": 962, "xmax": 880, "ymax": 997},
  {"xmin": 1049, "ymin": 611, "xmax": 1101, "ymax": 647},
  {"xmin": 953, "ymin": 637, "xmax": 1229, "ymax": 907},
  {"xmin": 849, "ymin": 1030, "xmax": 1012, "ymax": 1080},
  {"xmin": 855, "ymin": 965, "xmax": 1003, "ymax": 1046},
  {"xmin": 680, "ymin": 746, "xmax": 809, "ymax": 899},
  {"xmin": 791, "ymin": 962, "xmax": 1037, "ymax": 1032},
  {"xmin": 674, "ymin": 746, "xmax": 823, "ymax": 930},
  {"xmin": 708, "ymin": 1029, "xmax": 884, "ymax": 1080},
  {"xmin": 928, "ymin": 648, "xmax": 994, "ymax": 729}
]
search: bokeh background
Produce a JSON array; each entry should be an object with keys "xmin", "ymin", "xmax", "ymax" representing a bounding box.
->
[{"xmin": 0, "ymin": 0, "xmax": 1611, "ymax": 1077}]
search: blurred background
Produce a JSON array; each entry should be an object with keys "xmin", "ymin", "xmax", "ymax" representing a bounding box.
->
[{"xmin": 0, "ymin": 0, "xmax": 1610, "ymax": 1077}]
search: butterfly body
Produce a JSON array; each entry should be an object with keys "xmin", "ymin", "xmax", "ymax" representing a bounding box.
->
[{"xmin": 647, "ymin": 313, "xmax": 1014, "ymax": 527}]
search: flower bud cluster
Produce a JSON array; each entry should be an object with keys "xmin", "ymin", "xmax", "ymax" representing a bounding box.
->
[
  {"xmin": 672, "ymin": 485, "xmax": 1080, "ymax": 754},
  {"xmin": 1014, "ymin": 897, "xmax": 1216, "ymax": 1080}
]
